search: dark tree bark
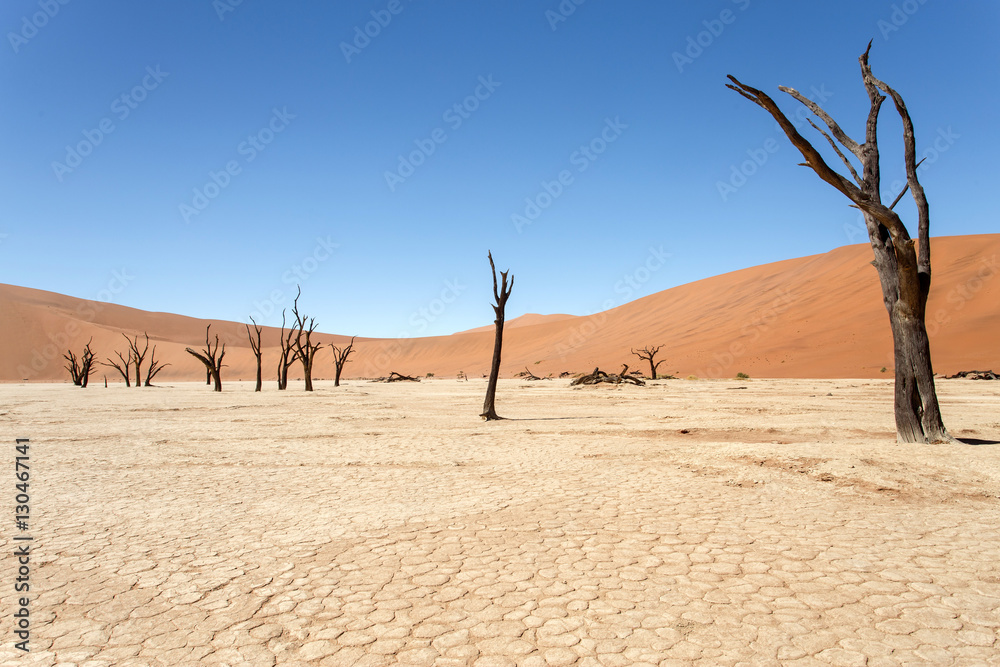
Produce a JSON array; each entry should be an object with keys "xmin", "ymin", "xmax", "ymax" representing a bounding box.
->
[
  {"xmin": 206, "ymin": 368, "xmax": 211, "ymax": 385},
  {"xmin": 101, "ymin": 349, "xmax": 133, "ymax": 386},
  {"xmin": 63, "ymin": 338, "xmax": 96, "ymax": 387},
  {"xmin": 727, "ymin": 43, "xmax": 952, "ymax": 443},
  {"xmin": 631, "ymin": 345, "xmax": 666, "ymax": 380},
  {"xmin": 247, "ymin": 317, "xmax": 263, "ymax": 392},
  {"xmin": 290, "ymin": 286, "xmax": 323, "ymax": 392},
  {"xmin": 481, "ymin": 251, "xmax": 514, "ymax": 421},
  {"xmin": 186, "ymin": 325, "xmax": 225, "ymax": 392},
  {"xmin": 144, "ymin": 346, "xmax": 169, "ymax": 387},
  {"xmin": 277, "ymin": 309, "xmax": 296, "ymax": 390},
  {"xmin": 331, "ymin": 336, "xmax": 356, "ymax": 387},
  {"xmin": 124, "ymin": 332, "xmax": 151, "ymax": 388}
]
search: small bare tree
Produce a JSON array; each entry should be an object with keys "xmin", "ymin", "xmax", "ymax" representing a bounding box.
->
[
  {"xmin": 277, "ymin": 309, "xmax": 297, "ymax": 390},
  {"xmin": 481, "ymin": 251, "xmax": 514, "ymax": 421},
  {"xmin": 124, "ymin": 332, "xmax": 151, "ymax": 388},
  {"xmin": 186, "ymin": 325, "xmax": 225, "ymax": 392},
  {"xmin": 727, "ymin": 43, "xmax": 951, "ymax": 443},
  {"xmin": 102, "ymin": 349, "xmax": 133, "ymax": 386},
  {"xmin": 144, "ymin": 346, "xmax": 169, "ymax": 386},
  {"xmin": 631, "ymin": 345, "xmax": 666, "ymax": 380},
  {"xmin": 331, "ymin": 336, "xmax": 356, "ymax": 387},
  {"xmin": 246, "ymin": 316, "xmax": 263, "ymax": 392},
  {"xmin": 63, "ymin": 338, "xmax": 96, "ymax": 387},
  {"xmin": 290, "ymin": 287, "xmax": 323, "ymax": 392}
]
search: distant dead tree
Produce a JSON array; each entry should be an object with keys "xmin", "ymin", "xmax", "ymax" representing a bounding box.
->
[
  {"xmin": 102, "ymin": 348, "xmax": 134, "ymax": 386},
  {"xmin": 571, "ymin": 365, "xmax": 645, "ymax": 386},
  {"xmin": 331, "ymin": 336, "xmax": 356, "ymax": 387},
  {"xmin": 124, "ymin": 332, "xmax": 151, "ymax": 388},
  {"xmin": 186, "ymin": 324, "xmax": 225, "ymax": 392},
  {"xmin": 631, "ymin": 345, "xmax": 666, "ymax": 380},
  {"xmin": 290, "ymin": 287, "xmax": 322, "ymax": 391},
  {"xmin": 63, "ymin": 338, "xmax": 96, "ymax": 387},
  {"xmin": 246, "ymin": 316, "xmax": 263, "ymax": 392},
  {"xmin": 727, "ymin": 43, "xmax": 951, "ymax": 443},
  {"xmin": 277, "ymin": 309, "xmax": 297, "ymax": 390},
  {"xmin": 144, "ymin": 345, "xmax": 169, "ymax": 387},
  {"xmin": 481, "ymin": 251, "xmax": 513, "ymax": 421}
]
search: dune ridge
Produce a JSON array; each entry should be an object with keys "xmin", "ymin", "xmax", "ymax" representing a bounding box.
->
[{"xmin": 2, "ymin": 234, "xmax": 997, "ymax": 383}]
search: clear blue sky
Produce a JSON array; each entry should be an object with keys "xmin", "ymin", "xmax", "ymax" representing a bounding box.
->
[{"xmin": 2, "ymin": 1, "xmax": 997, "ymax": 337}]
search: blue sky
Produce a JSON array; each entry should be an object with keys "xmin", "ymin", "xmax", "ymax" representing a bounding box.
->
[{"xmin": 2, "ymin": 1, "xmax": 997, "ymax": 338}]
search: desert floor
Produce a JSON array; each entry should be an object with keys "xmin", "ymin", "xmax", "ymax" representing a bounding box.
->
[{"xmin": 2, "ymin": 378, "xmax": 1000, "ymax": 666}]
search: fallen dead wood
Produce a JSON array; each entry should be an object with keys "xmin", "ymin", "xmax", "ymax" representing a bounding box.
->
[
  {"xmin": 570, "ymin": 365, "xmax": 646, "ymax": 387},
  {"xmin": 945, "ymin": 370, "xmax": 998, "ymax": 380},
  {"xmin": 516, "ymin": 367, "xmax": 550, "ymax": 381},
  {"xmin": 371, "ymin": 372, "xmax": 421, "ymax": 383}
]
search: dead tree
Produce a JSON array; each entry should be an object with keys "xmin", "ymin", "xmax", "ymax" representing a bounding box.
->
[
  {"xmin": 246, "ymin": 316, "xmax": 263, "ymax": 392},
  {"xmin": 102, "ymin": 349, "xmax": 133, "ymax": 386},
  {"xmin": 186, "ymin": 324, "xmax": 225, "ymax": 392},
  {"xmin": 277, "ymin": 309, "xmax": 297, "ymax": 390},
  {"xmin": 331, "ymin": 336, "xmax": 356, "ymax": 387},
  {"xmin": 290, "ymin": 287, "xmax": 322, "ymax": 391},
  {"xmin": 727, "ymin": 43, "xmax": 952, "ymax": 443},
  {"xmin": 63, "ymin": 338, "xmax": 96, "ymax": 387},
  {"xmin": 144, "ymin": 346, "xmax": 169, "ymax": 386},
  {"xmin": 124, "ymin": 332, "xmax": 151, "ymax": 388},
  {"xmin": 631, "ymin": 345, "xmax": 666, "ymax": 380},
  {"xmin": 481, "ymin": 251, "xmax": 513, "ymax": 421}
]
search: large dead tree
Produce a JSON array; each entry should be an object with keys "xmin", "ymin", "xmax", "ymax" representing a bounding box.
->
[
  {"xmin": 481, "ymin": 251, "xmax": 513, "ymax": 421},
  {"xmin": 101, "ymin": 349, "xmax": 133, "ymax": 386},
  {"xmin": 727, "ymin": 43, "xmax": 952, "ymax": 444},
  {"xmin": 290, "ymin": 287, "xmax": 322, "ymax": 391},
  {"xmin": 331, "ymin": 336, "xmax": 356, "ymax": 387},
  {"xmin": 247, "ymin": 316, "xmax": 263, "ymax": 392},
  {"xmin": 631, "ymin": 345, "xmax": 666, "ymax": 380},
  {"xmin": 124, "ymin": 332, "xmax": 151, "ymax": 388},
  {"xmin": 277, "ymin": 309, "xmax": 296, "ymax": 390},
  {"xmin": 63, "ymin": 338, "xmax": 96, "ymax": 387},
  {"xmin": 186, "ymin": 324, "xmax": 225, "ymax": 392},
  {"xmin": 144, "ymin": 346, "xmax": 169, "ymax": 386}
]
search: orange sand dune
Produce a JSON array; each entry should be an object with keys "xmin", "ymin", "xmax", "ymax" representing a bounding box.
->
[{"xmin": 2, "ymin": 235, "xmax": 997, "ymax": 383}]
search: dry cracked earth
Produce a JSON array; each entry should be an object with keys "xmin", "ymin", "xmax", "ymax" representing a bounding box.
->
[{"xmin": 1, "ymin": 378, "xmax": 999, "ymax": 666}]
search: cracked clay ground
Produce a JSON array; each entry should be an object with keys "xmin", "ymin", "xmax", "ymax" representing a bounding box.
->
[{"xmin": 1, "ymin": 378, "xmax": 999, "ymax": 666}]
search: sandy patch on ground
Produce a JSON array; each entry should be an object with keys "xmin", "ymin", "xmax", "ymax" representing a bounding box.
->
[{"xmin": 1, "ymin": 378, "xmax": 999, "ymax": 665}]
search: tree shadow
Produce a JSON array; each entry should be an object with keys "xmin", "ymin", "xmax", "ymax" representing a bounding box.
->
[
  {"xmin": 504, "ymin": 416, "xmax": 607, "ymax": 422},
  {"xmin": 958, "ymin": 438, "xmax": 1000, "ymax": 446}
]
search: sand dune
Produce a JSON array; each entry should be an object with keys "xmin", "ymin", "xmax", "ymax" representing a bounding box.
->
[{"xmin": 2, "ymin": 234, "xmax": 997, "ymax": 383}]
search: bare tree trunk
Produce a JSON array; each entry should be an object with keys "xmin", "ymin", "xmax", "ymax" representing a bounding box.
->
[
  {"xmin": 247, "ymin": 317, "xmax": 263, "ymax": 392},
  {"xmin": 186, "ymin": 325, "xmax": 225, "ymax": 392},
  {"xmin": 290, "ymin": 286, "xmax": 322, "ymax": 392},
  {"xmin": 631, "ymin": 345, "xmax": 665, "ymax": 380},
  {"xmin": 727, "ymin": 42, "xmax": 951, "ymax": 443},
  {"xmin": 481, "ymin": 251, "xmax": 514, "ymax": 421},
  {"xmin": 331, "ymin": 336, "xmax": 356, "ymax": 387},
  {"xmin": 125, "ymin": 333, "xmax": 150, "ymax": 388},
  {"xmin": 277, "ymin": 309, "xmax": 296, "ymax": 390}
]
